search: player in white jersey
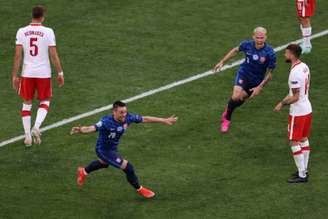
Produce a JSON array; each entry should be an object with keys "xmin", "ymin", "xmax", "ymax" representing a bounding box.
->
[
  {"xmin": 12, "ymin": 6, "xmax": 64, "ymax": 146},
  {"xmin": 274, "ymin": 44, "xmax": 312, "ymax": 183}
]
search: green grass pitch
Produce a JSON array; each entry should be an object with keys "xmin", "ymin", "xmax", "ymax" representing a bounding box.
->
[{"xmin": 0, "ymin": 0, "xmax": 328, "ymax": 218}]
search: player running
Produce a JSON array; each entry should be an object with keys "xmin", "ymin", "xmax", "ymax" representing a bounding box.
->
[
  {"xmin": 213, "ymin": 27, "xmax": 276, "ymax": 133},
  {"xmin": 295, "ymin": 0, "xmax": 316, "ymax": 54},
  {"xmin": 71, "ymin": 101, "xmax": 178, "ymax": 199},
  {"xmin": 12, "ymin": 6, "xmax": 64, "ymax": 146},
  {"xmin": 274, "ymin": 44, "xmax": 312, "ymax": 183}
]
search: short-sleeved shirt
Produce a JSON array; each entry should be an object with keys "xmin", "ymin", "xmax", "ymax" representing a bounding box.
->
[
  {"xmin": 238, "ymin": 40, "xmax": 276, "ymax": 84},
  {"xmin": 15, "ymin": 23, "xmax": 56, "ymax": 78},
  {"xmin": 288, "ymin": 62, "xmax": 312, "ymax": 116},
  {"xmin": 95, "ymin": 113, "xmax": 143, "ymax": 151}
]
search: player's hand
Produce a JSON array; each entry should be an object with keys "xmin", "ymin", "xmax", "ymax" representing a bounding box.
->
[
  {"xmin": 70, "ymin": 126, "xmax": 81, "ymax": 135},
  {"xmin": 249, "ymin": 85, "xmax": 262, "ymax": 98},
  {"xmin": 57, "ymin": 75, "xmax": 64, "ymax": 88},
  {"xmin": 273, "ymin": 102, "xmax": 283, "ymax": 112},
  {"xmin": 213, "ymin": 61, "xmax": 224, "ymax": 73},
  {"xmin": 12, "ymin": 76, "xmax": 20, "ymax": 91},
  {"xmin": 163, "ymin": 115, "xmax": 178, "ymax": 125}
]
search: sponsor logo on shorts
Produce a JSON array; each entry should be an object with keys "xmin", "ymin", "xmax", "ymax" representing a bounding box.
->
[{"xmin": 291, "ymin": 81, "xmax": 298, "ymax": 84}]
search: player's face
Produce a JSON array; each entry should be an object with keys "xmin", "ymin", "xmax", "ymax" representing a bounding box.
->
[
  {"xmin": 285, "ymin": 49, "xmax": 293, "ymax": 63},
  {"xmin": 113, "ymin": 106, "xmax": 128, "ymax": 122},
  {"xmin": 253, "ymin": 32, "xmax": 267, "ymax": 47}
]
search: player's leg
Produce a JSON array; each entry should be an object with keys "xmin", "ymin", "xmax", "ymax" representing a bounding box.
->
[
  {"xmin": 77, "ymin": 158, "xmax": 109, "ymax": 187},
  {"xmin": 120, "ymin": 160, "xmax": 155, "ymax": 198},
  {"xmin": 32, "ymin": 78, "xmax": 52, "ymax": 144},
  {"xmin": 300, "ymin": 113, "xmax": 312, "ymax": 174},
  {"xmin": 19, "ymin": 77, "xmax": 36, "ymax": 146},
  {"xmin": 287, "ymin": 115, "xmax": 307, "ymax": 183}
]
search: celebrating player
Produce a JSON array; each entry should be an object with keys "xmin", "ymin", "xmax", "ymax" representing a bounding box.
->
[
  {"xmin": 274, "ymin": 44, "xmax": 312, "ymax": 183},
  {"xmin": 295, "ymin": 0, "xmax": 316, "ymax": 54},
  {"xmin": 213, "ymin": 27, "xmax": 276, "ymax": 133},
  {"xmin": 71, "ymin": 101, "xmax": 178, "ymax": 199},
  {"xmin": 12, "ymin": 5, "xmax": 64, "ymax": 146}
]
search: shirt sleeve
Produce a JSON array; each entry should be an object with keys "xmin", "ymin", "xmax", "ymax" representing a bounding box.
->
[
  {"xmin": 127, "ymin": 113, "xmax": 143, "ymax": 124},
  {"xmin": 238, "ymin": 40, "xmax": 248, "ymax": 52},
  {"xmin": 289, "ymin": 72, "xmax": 301, "ymax": 89},
  {"xmin": 15, "ymin": 29, "xmax": 23, "ymax": 45},
  {"xmin": 47, "ymin": 29, "xmax": 56, "ymax": 47},
  {"xmin": 94, "ymin": 119, "xmax": 105, "ymax": 132},
  {"xmin": 267, "ymin": 49, "xmax": 276, "ymax": 70}
]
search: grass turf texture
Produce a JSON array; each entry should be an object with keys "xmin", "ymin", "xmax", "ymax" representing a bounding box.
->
[{"xmin": 0, "ymin": 0, "xmax": 328, "ymax": 218}]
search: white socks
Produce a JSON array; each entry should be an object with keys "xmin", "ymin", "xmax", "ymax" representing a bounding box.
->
[
  {"xmin": 291, "ymin": 145, "xmax": 306, "ymax": 178},
  {"xmin": 21, "ymin": 104, "xmax": 32, "ymax": 138},
  {"xmin": 300, "ymin": 140, "xmax": 311, "ymax": 172},
  {"xmin": 34, "ymin": 100, "xmax": 50, "ymax": 130},
  {"xmin": 301, "ymin": 25, "xmax": 312, "ymax": 47}
]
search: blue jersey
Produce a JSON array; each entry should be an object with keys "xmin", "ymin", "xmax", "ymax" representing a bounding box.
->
[
  {"xmin": 94, "ymin": 113, "xmax": 143, "ymax": 151},
  {"xmin": 238, "ymin": 40, "xmax": 276, "ymax": 83}
]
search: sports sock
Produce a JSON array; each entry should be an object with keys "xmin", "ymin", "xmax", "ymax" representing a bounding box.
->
[
  {"xmin": 34, "ymin": 100, "xmax": 50, "ymax": 129},
  {"xmin": 226, "ymin": 98, "xmax": 244, "ymax": 120},
  {"xmin": 123, "ymin": 162, "xmax": 141, "ymax": 190},
  {"xmin": 84, "ymin": 160, "xmax": 108, "ymax": 174},
  {"xmin": 300, "ymin": 140, "xmax": 310, "ymax": 172},
  {"xmin": 301, "ymin": 26, "xmax": 312, "ymax": 47},
  {"xmin": 21, "ymin": 103, "xmax": 32, "ymax": 138},
  {"xmin": 291, "ymin": 145, "xmax": 306, "ymax": 178}
]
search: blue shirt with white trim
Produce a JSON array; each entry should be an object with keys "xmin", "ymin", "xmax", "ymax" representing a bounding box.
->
[{"xmin": 94, "ymin": 113, "xmax": 143, "ymax": 151}]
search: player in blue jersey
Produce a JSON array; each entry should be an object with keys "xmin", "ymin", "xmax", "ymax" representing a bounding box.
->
[
  {"xmin": 213, "ymin": 27, "xmax": 276, "ymax": 133},
  {"xmin": 70, "ymin": 101, "xmax": 178, "ymax": 199}
]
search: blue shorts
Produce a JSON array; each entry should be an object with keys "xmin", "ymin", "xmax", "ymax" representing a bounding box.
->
[
  {"xmin": 96, "ymin": 148, "xmax": 124, "ymax": 169},
  {"xmin": 234, "ymin": 72, "xmax": 262, "ymax": 96}
]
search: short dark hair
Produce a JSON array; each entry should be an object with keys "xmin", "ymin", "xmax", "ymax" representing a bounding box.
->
[
  {"xmin": 32, "ymin": 5, "xmax": 46, "ymax": 19},
  {"xmin": 286, "ymin": 44, "xmax": 302, "ymax": 58},
  {"xmin": 113, "ymin": 100, "xmax": 127, "ymax": 109}
]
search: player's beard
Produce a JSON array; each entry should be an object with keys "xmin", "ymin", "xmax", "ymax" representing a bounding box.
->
[{"xmin": 285, "ymin": 58, "xmax": 291, "ymax": 63}]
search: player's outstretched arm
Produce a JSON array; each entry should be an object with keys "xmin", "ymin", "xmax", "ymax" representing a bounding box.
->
[
  {"xmin": 250, "ymin": 69, "xmax": 273, "ymax": 98},
  {"xmin": 213, "ymin": 47, "xmax": 239, "ymax": 72},
  {"xmin": 11, "ymin": 45, "xmax": 23, "ymax": 91},
  {"xmin": 142, "ymin": 115, "xmax": 178, "ymax": 125},
  {"xmin": 70, "ymin": 125, "xmax": 96, "ymax": 135},
  {"xmin": 49, "ymin": 47, "xmax": 64, "ymax": 88}
]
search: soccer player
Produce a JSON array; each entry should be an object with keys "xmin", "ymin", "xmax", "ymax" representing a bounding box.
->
[
  {"xmin": 71, "ymin": 101, "xmax": 178, "ymax": 198},
  {"xmin": 12, "ymin": 6, "xmax": 64, "ymax": 146},
  {"xmin": 213, "ymin": 27, "xmax": 276, "ymax": 133},
  {"xmin": 295, "ymin": 0, "xmax": 316, "ymax": 54},
  {"xmin": 274, "ymin": 44, "xmax": 312, "ymax": 183}
]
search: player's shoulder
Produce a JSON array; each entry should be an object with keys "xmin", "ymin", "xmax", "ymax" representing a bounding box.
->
[
  {"xmin": 240, "ymin": 39, "xmax": 253, "ymax": 46},
  {"xmin": 264, "ymin": 43, "xmax": 275, "ymax": 54}
]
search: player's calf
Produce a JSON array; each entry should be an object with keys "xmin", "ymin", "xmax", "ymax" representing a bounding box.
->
[{"xmin": 21, "ymin": 103, "xmax": 32, "ymax": 147}]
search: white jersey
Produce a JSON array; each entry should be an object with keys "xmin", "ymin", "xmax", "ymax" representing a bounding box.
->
[
  {"xmin": 15, "ymin": 23, "xmax": 56, "ymax": 78},
  {"xmin": 288, "ymin": 62, "xmax": 312, "ymax": 116}
]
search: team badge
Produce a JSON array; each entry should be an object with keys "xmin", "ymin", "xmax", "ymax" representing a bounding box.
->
[
  {"xmin": 252, "ymin": 54, "xmax": 259, "ymax": 60},
  {"xmin": 260, "ymin": 56, "xmax": 266, "ymax": 63},
  {"xmin": 123, "ymin": 123, "xmax": 128, "ymax": 129},
  {"xmin": 117, "ymin": 126, "xmax": 123, "ymax": 132}
]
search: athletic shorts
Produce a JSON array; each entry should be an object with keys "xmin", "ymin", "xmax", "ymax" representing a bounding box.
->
[
  {"xmin": 96, "ymin": 148, "xmax": 124, "ymax": 169},
  {"xmin": 234, "ymin": 72, "xmax": 261, "ymax": 96},
  {"xmin": 296, "ymin": 0, "xmax": 316, "ymax": 17},
  {"xmin": 288, "ymin": 113, "xmax": 312, "ymax": 141},
  {"xmin": 19, "ymin": 77, "xmax": 52, "ymax": 100}
]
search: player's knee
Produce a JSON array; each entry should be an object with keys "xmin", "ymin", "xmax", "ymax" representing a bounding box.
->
[
  {"xmin": 122, "ymin": 161, "xmax": 134, "ymax": 173},
  {"xmin": 289, "ymin": 141, "xmax": 300, "ymax": 147},
  {"xmin": 120, "ymin": 159, "xmax": 128, "ymax": 170},
  {"xmin": 39, "ymin": 100, "xmax": 50, "ymax": 111}
]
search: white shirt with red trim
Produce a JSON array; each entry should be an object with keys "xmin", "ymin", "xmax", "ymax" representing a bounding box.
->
[
  {"xmin": 288, "ymin": 61, "xmax": 312, "ymax": 116},
  {"xmin": 15, "ymin": 23, "xmax": 56, "ymax": 78}
]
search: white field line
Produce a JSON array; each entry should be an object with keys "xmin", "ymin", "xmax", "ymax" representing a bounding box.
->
[{"xmin": 1, "ymin": 29, "xmax": 327, "ymax": 148}]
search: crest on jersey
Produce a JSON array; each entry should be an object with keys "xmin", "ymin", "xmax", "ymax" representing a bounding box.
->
[
  {"xmin": 117, "ymin": 126, "xmax": 123, "ymax": 132},
  {"xmin": 260, "ymin": 57, "xmax": 266, "ymax": 63},
  {"xmin": 123, "ymin": 123, "xmax": 128, "ymax": 129},
  {"xmin": 252, "ymin": 54, "xmax": 259, "ymax": 60}
]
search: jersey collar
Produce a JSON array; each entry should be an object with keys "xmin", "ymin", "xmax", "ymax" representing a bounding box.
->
[
  {"xmin": 30, "ymin": 23, "xmax": 43, "ymax": 26},
  {"xmin": 291, "ymin": 61, "xmax": 302, "ymax": 70}
]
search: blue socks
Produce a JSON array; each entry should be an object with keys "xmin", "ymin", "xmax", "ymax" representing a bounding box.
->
[
  {"xmin": 123, "ymin": 162, "xmax": 141, "ymax": 190},
  {"xmin": 85, "ymin": 160, "xmax": 108, "ymax": 174},
  {"xmin": 226, "ymin": 98, "xmax": 244, "ymax": 120}
]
